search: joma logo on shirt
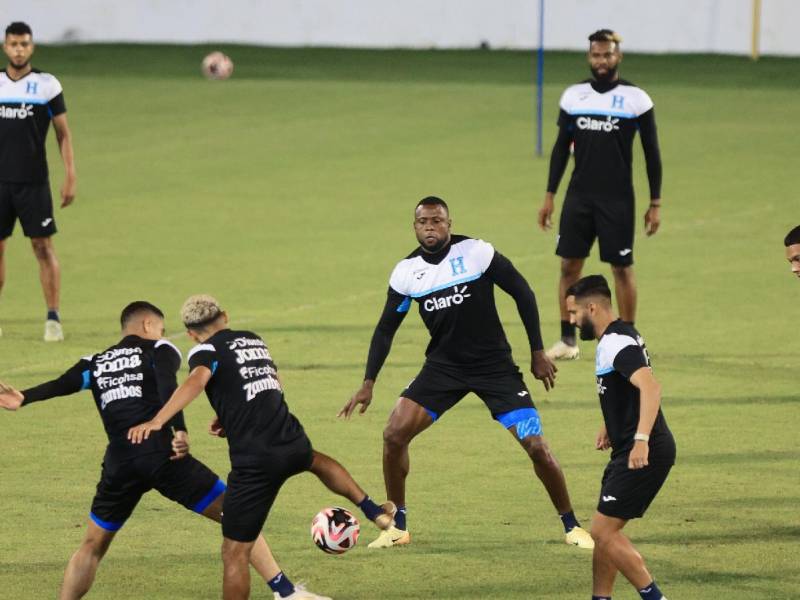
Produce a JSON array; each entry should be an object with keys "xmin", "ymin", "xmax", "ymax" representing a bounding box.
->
[
  {"xmin": 576, "ymin": 115, "xmax": 619, "ymax": 132},
  {"xmin": 423, "ymin": 285, "xmax": 471, "ymax": 312},
  {"xmin": 0, "ymin": 103, "xmax": 34, "ymax": 120}
]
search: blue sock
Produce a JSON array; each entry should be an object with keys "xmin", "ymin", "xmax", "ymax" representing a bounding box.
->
[
  {"xmin": 559, "ymin": 510, "xmax": 579, "ymax": 533},
  {"xmin": 47, "ymin": 310, "xmax": 60, "ymax": 322},
  {"xmin": 639, "ymin": 581, "xmax": 663, "ymax": 600},
  {"xmin": 357, "ymin": 495, "xmax": 383, "ymax": 522},
  {"xmin": 267, "ymin": 572, "xmax": 295, "ymax": 598},
  {"xmin": 395, "ymin": 505, "xmax": 407, "ymax": 530}
]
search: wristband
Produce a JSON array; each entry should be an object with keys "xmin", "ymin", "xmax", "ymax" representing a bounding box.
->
[
  {"xmin": 649, "ymin": 202, "xmax": 661, "ymax": 208},
  {"xmin": 634, "ymin": 432, "xmax": 650, "ymax": 442}
]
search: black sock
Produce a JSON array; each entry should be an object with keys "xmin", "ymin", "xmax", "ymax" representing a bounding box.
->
[
  {"xmin": 559, "ymin": 510, "xmax": 579, "ymax": 533},
  {"xmin": 47, "ymin": 309, "xmax": 60, "ymax": 322},
  {"xmin": 592, "ymin": 596, "xmax": 612, "ymax": 600},
  {"xmin": 638, "ymin": 581, "xmax": 663, "ymax": 599},
  {"xmin": 267, "ymin": 572, "xmax": 294, "ymax": 598},
  {"xmin": 560, "ymin": 320, "xmax": 576, "ymax": 345}
]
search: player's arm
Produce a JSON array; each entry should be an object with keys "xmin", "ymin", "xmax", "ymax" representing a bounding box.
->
[
  {"xmin": 539, "ymin": 110, "xmax": 573, "ymax": 231},
  {"xmin": 486, "ymin": 252, "xmax": 557, "ymax": 391},
  {"xmin": 128, "ymin": 366, "xmax": 211, "ymax": 444},
  {"xmin": 613, "ymin": 345, "xmax": 661, "ymax": 469},
  {"xmin": 49, "ymin": 92, "xmax": 76, "ymax": 208},
  {"xmin": 0, "ymin": 360, "xmax": 90, "ymax": 411},
  {"xmin": 637, "ymin": 108, "xmax": 662, "ymax": 236},
  {"xmin": 339, "ymin": 288, "xmax": 409, "ymax": 418},
  {"xmin": 153, "ymin": 341, "xmax": 191, "ymax": 459}
]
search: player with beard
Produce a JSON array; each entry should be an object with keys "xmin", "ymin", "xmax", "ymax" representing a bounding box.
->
[
  {"xmin": 341, "ymin": 196, "xmax": 594, "ymax": 550},
  {"xmin": 0, "ymin": 301, "xmax": 330, "ymax": 600},
  {"xmin": 538, "ymin": 29, "xmax": 663, "ymax": 361},
  {"xmin": 566, "ymin": 275, "xmax": 674, "ymax": 600},
  {"xmin": 0, "ymin": 22, "xmax": 77, "ymax": 341},
  {"xmin": 785, "ymin": 225, "xmax": 800, "ymax": 278},
  {"xmin": 128, "ymin": 295, "xmax": 395, "ymax": 600}
]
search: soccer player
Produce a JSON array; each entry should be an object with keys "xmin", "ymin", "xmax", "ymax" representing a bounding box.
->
[
  {"xmin": 0, "ymin": 22, "xmax": 76, "ymax": 341},
  {"xmin": 128, "ymin": 295, "xmax": 395, "ymax": 600},
  {"xmin": 341, "ymin": 196, "xmax": 594, "ymax": 550},
  {"xmin": 538, "ymin": 29, "xmax": 663, "ymax": 361},
  {"xmin": 565, "ymin": 275, "xmax": 674, "ymax": 600},
  {"xmin": 0, "ymin": 302, "xmax": 329, "ymax": 600},
  {"xmin": 784, "ymin": 225, "xmax": 800, "ymax": 278}
]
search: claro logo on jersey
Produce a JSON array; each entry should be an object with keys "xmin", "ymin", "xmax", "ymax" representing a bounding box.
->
[
  {"xmin": 0, "ymin": 103, "xmax": 34, "ymax": 120},
  {"xmin": 423, "ymin": 285, "xmax": 471, "ymax": 312},
  {"xmin": 576, "ymin": 115, "xmax": 619, "ymax": 132}
]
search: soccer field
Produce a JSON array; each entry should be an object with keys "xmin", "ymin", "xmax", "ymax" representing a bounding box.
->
[{"xmin": 1, "ymin": 45, "xmax": 798, "ymax": 599}]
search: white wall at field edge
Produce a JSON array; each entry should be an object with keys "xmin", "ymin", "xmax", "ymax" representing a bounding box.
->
[{"xmin": 12, "ymin": 0, "xmax": 800, "ymax": 56}]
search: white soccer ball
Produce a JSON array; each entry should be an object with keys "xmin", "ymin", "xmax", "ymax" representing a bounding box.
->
[
  {"xmin": 310, "ymin": 507, "xmax": 360, "ymax": 554},
  {"xmin": 201, "ymin": 51, "xmax": 234, "ymax": 80}
]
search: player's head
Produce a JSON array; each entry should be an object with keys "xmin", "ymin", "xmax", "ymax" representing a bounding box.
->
[
  {"xmin": 414, "ymin": 196, "xmax": 451, "ymax": 253},
  {"xmin": 587, "ymin": 29, "xmax": 622, "ymax": 83},
  {"xmin": 784, "ymin": 225, "xmax": 800, "ymax": 278},
  {"xmin": 565, "ymin": 275, "xmax": 613, "ymax": 340},
  {"xmin": 181, "ymin": 294, "xmax": 228, "ymax": 342},
  {"xmin": 120, "ymin": 301, "xmax": 166, "ymax": 340},
  {"xmin": 4, "ymin": 22, "xmax": 34, "ymax": 69}
]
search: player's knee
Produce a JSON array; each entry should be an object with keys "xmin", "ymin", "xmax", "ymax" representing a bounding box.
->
[
  {"xmin": 221, "ymin": 540, "xmax": 250, "ymax": 565},
  {"xmin": 590, "ymin": 523, "xmax": 614, "ymax": 548},
  {"xmin": 31, "ymin": 238, "xmax": 54, "ymax": 261},
  {"xmin": 383, "ymin": 424, "xmax": 411, "ymax": 449},
  {"xmin": 523, "ymin": 436, "xmax": 551, "ymax": 464},
  {"xmin": 81, "ymin": 533, "xmax": 111, "ymax": 559},
  {"xmin": 560, "ymin": 258, "xmax": 583, "ymax": 278},
  {"xmin": 610, "ymin": 264, "xmax": 633, "ymax": 280}
]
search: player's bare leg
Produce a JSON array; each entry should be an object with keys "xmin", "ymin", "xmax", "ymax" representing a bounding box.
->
[
  {"xmin": 308, "ymin": 451, "xmax": 395, "ymax": 529},
  {"xmin": 59, "ymin": 521, "xmax": 116, "ymax": 600},
  {"xmin": 512, "ymin": 430, "xmax": 594, "ymax": 549},
  {"xmin": 222, "ymin": 538, "xmax": 254, "ymax": 600},
  {"xmin": 610, "ymin": 264, "xmax": 636, "ymax": 323},
  {"xmin": 0, "ymin": 239, "xmax": 5, "ymax": 336},
  {"xmin": 592, "ymin": 532, "xmax": 619, "ymax": 597},
  {"xmin": 548, "ymin": 257, "xmax": 584, "ymax": 359},
  {"xmin": 31, "ymin": 236, "xmax": 62, "ymax": 341},
  {"xmin": 591, "ymin": 513, "xmax": 654, "ymax": 593},
  {"xmin": 368, "ymin": 397, "xmax": 433, "ymax": 548}
]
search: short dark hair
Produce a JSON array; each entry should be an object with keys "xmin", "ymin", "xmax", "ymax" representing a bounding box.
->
[
  {"xmin": 784, "ymin": 225, "xmax": 800, "ymax": 247},
  {"xmin": 416, "ymin": 196, "xmax": 449, "ymax": 214},
  {"xmin": 588, "ymin": 29, "xmax": 622, "ymax": 47},
  {"xmin": 6, "ymin": 22, "xmax": 32, "ymax": 37},
  {"xmin": 566, "ymin": 275, "xmax": 612, "ymax": 301},
  {"xmin": 120, "ymin": 301, "xmax": 164, "ymax": 329}
]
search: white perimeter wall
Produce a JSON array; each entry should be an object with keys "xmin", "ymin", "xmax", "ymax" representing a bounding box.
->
[{"xmin": 14, "ymin": 0, "xmax": 800, "ymax": 56}]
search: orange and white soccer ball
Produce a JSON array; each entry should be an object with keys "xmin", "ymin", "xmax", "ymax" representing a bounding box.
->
[
  {"xmin": 201, "ymin": 51, "xmax": 234, "ymax": 80},
  {"xmin": 310, "ymin": 507, "xmax": 360, "ymax": 554}
]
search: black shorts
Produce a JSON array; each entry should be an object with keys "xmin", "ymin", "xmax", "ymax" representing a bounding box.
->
[
  {"xmin": 401, "ymin": 362, "xmax": 544, "ymax": 438},
  {"xmin": 222, "ymin": 437, "xmax": 314, "ymax": 542},
  {"xmin": 0, "ymin": 181, "xmax": 57, "ymax": 240},
  {"xmin": 597, "ymin": 458, "xmax": 672, "ymax": 520},
  {"xmin": 556, "ymin": 191, "xmax": 634, "ymax": 266},
  {"xmin": 89, "ymin": 450, "xmax": 224, "ymax": 532}
]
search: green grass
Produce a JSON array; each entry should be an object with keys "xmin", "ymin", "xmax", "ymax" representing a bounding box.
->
[{"xmin": 1, "ymin": 45, "xmax": 798, "ymax": 599}]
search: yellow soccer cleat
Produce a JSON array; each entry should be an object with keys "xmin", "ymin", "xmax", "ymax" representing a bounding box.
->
[
  {"xmin": 367, "ymin": 526, "xmax": 411, "ymax": 549},
  {"xmin": 546, "ymin": 340, "xmax": 580, "ymax": 360},
  {"xmin": 44, "ymin": 319, "xmax": 64, "ymax": 342},
  {"xmin": 275, "ymin": 584, "xmax": 332, "ymax": 600},
  {"xmin": 565, "ymin": 526, "xmax": 594, "ymax": 549}
]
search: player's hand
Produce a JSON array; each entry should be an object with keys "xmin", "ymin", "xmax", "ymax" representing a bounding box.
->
[
  {"xmin": 171, "ymin": 430, "xmax": 190, "ymax": 461},
  {"xmin": 0, "ymin": 382, "xmax": 23, "ymax": 411},
  {"xmin": 208, "ymin": 417, "xmax": 226, "ymax": 438},
  {"xmin": 60, "ymin": 175, "xmax": 76, "ymax": 208},
  {"xmin": 531, "ymin": 350, "xmax": 557, "ymax": 391},
  {"xmin": 127, "ymin": 419, "xmax": 163, "ymax": 444},
  {"xmin": 538, "ymin": 193, "xmax": 555, "ymax": 231},
  {"xmin": 338, "ymin": 381, "xmax": 374, "ymax": 418},
  {"xmin": 628, "ymin": 440, "xmax": 649, "ymax": 469},
  {"xmin": 595, "ymin": 426, "xmax": 611, "ymax": 451},
  {"xmin": 644, "ymin": 203, "xmax": 661, "ymax": 236}
]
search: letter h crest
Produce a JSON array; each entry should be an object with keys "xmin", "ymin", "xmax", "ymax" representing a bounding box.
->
[{"xmin": 449, "ymin": 256, "xmax": 466, "ymax": 276}]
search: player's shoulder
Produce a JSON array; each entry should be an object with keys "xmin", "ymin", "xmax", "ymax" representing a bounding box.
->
[
  {"xmin": 559, "ymin": 81, "xmax": 594, "ymax": 108},
  {"xmin": 450, "ymin": 235, "xmax": 495, "ymax": 263},
  {"xmin": 615, "ymin": 80, "xmax": 654, "ymax": 114},
  {"xmin": 188, "ymin": 340, "xmax": 218, "ymax": 362},
  {"xmin": 596, "ymin": 322, "xmax": 640, "ymax": 372},
  {"xmin": 154, "ymin": 338, "xmax": 182, "ymax": 361}
]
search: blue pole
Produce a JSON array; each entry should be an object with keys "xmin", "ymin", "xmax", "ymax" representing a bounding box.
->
[{"xmin": 536, "ymin": 0, "xmax": 544, "ymax": 156}]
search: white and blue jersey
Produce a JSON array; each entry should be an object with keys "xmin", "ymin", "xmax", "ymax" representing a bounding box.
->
[{"xmin": 0, "ymin": 68, "xmax": 66, "ymax": 183}]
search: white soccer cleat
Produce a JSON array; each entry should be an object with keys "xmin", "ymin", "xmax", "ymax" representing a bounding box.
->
[
  {"xmin": 374, "ymin": 501, "xmax": 397, "ymax": 530},
  {"xmin": 275, "ymin": 584, "xmax": 333, "ymax": 600},
  {"xmin": 44, "ymin": 319, "xmax": 64, "ymax": 342},
  {"xmin": 565, "ymin": 526, "xmax": 594, "ymax": 549},
  {"xmin": 545, "ymin": 340, "xmax": 579, "ymax": 361},
  {"xmin": 367, "ymin": 526, "xmax": 411, "ymax": 549}
]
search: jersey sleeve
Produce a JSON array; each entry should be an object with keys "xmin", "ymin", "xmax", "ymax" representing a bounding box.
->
[
  {"xmin": 187, "ymin": 343, "xmax": 218, "ymax": 373},
  {"xmin": 388, "ymin": 261, "xmax": 411, "ymax": 296},
  {"xmin": 20, "ymin": 357, "xmax": 92, "ymax": 405},
  {"xmin": 471, "ymin": 239, "xmax": 495, "ymax": 272},
  {"xmin": 612, "ymin": 344, "xmax": 649, "ymax": 380},
  {"xmin": 154, "ymin": 339, "xmax": 187, "ymax": 432},
  {"xmin": 364, "ymin": 287, "xmax": 409, "ymax": 381},
  {"xmin": 46, "ymin": 75, "xmax": 66, "ymax": 116},
  {"xmin": 633, "ymin": 88, "xmax": 654, "ymax": 116},
  {"xmin": 485, "ymin": 252, "xmax": 544, "ymax": 351}
]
